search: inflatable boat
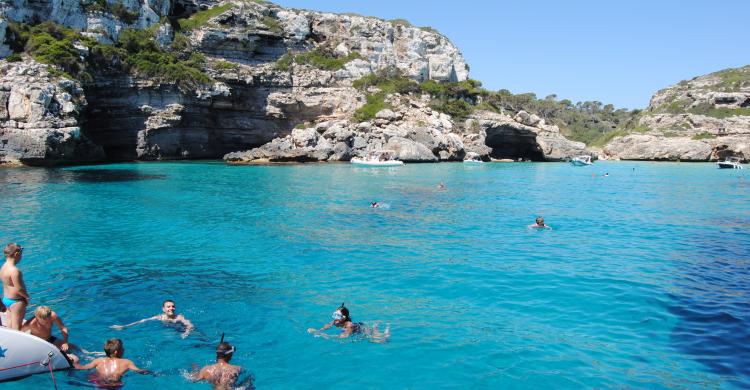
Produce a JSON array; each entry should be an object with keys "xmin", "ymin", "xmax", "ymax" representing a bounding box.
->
[
  {"xmin": 0, "ymin": 326, "xmax": 72, "ymax": 382},
  {"xmin": 351, "ymin": 150, "xmax": 404, "ymax": 167}
]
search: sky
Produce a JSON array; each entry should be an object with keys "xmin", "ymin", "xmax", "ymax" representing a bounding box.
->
[{"xmin": 273, "ymin": 0, "xmax": 750, "ymax": 110}]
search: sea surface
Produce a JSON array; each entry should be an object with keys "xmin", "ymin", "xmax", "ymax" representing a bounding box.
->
[{"xmin": 0, "ymin": 161, "xmax": 748, "ymax": 389}]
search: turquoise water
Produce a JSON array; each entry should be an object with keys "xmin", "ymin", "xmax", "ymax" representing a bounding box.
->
[{"xmin": 0, "ymin": 161, "xmax": 748, "ymax": 389}]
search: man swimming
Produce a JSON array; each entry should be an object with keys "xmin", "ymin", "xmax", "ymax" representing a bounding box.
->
[
  {"xmin": 307, "ymin": 303, "xmax": 390, "ymax": 343},
  {"xmin": 529, "ymin": 216, "xmax": 551, "ymax": 229},
  {"xmin": 75, "ymin": 338, "xmax": 149, "ymax": 386},
  {"xmin": 111, "ymin": 299, "xmax": 194, "ymax": 338},
  {"xmin": 1, "ymin": 243, "xmax": 29, "ymax": 330},
  {"xmin": 22, "ymin": 305, "xmax": 79, "ymax": 363},
  {"xmin": 191, "ymin": 340, "xmax": 243, "ymax": 389},
  {"xmin": 371, "ymin": 202, "xmax": 380, "ymax": 208}
]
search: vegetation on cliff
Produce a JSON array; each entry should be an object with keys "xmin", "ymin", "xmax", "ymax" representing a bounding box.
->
[
  {"xmin": 5, "ymin": 21, "xmax": 211, "ymax": 91},
  {"xmin": 177, "ymin": 3, "xmax": 234, "ymax": 30},
  {"xmin": 275, "ymin": 48, "xmax": 361, "ymax": 71}
]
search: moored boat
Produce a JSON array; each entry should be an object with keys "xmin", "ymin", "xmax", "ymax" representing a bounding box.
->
[
  {"xmin": 463, "ymin": 152, "xmax": 484, "ymax": 164},
  {"xmin": 350, "ymin": 150, "xmax": 404, "ymax": 167},
  {"xmin": 0, "ymin": 327, "xmax": 72, "ymax": 382},
  {"xmin": 570, "ymin": 155, "xmax": 593, "ymax": 166},
  {"xmin": 717, "ymin": 156, "xmax": 743, "ymax": 169}
]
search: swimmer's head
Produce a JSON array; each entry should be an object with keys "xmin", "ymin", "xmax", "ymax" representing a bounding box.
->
[
  {"xmin": 35, "ymin": 306, "xmax": 52, "ymax": 322},
  {"xmin": 535, "ymin": 217, "xmax": 545, "ymax": 226},
  {"xmin": 332, "ymin": 303, "xmax": 350, "ymax": 325},
  {"xmin": 3, "ymin": 243, "xmax": 23, "ymax": 261},
  {"xmin": 104, "ymin": 338, "xmax": 124, "ymax": 358},
  {"xmin": 162, "ymin": 300, "xmax": 176, "ymax": 316},
  {"xmin": 216, "ymin": 342, "xmax": 235, "ymax": 361}
]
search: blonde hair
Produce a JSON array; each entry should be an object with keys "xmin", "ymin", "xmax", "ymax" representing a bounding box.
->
[{"xmin": 35, "ymin": 306, "xmax": 52, "ymax": 319}]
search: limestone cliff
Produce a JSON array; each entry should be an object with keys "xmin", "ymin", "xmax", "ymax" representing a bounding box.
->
[
  {"xmin": 604, "ymin": 66, "xmax": 750, "ymax": 161},
  {"xmin": 1, "ymin": 0, "xmax": 584, "ymax": 165}
]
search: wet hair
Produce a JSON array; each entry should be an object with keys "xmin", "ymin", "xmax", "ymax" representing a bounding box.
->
[
  {"xmin": 338, "ymin": 303, "xmax": 351, "ymax": 321},
  {"xmin": 216, "ymin": 341, "xmax": 234, "ymax": 360},
  {"xmin": 3, "ymin": 243, "xmax": 21, "ymax": 258},
  {"xmin": 35, "ymin": 306, "xmax": 52, "ymax": 319},
  {"xmin": 104, "ymin": 338, "xmax": 123, "ymax": 357},
  {"xmin": 162, "ymin": 299, "xmax": 175, "ymax": 307},
  {"xmin": 535, "ymin": 217, "xmax": 544, "ymax": 225}
]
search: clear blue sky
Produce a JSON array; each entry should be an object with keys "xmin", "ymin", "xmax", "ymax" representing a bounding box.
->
[{"xmin": 273, "ymin": 0, "xmax": 750, "ymax": 110}]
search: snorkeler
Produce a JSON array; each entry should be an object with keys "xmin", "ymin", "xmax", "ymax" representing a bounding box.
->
[
  {"xmin": 111, "ymin": 299, "xmax": 194, "ymax": 338},
  {"xmin": 22, "ymin": 305, "xmax": 79, "ymax": 363},
  {"xmin": 438, "ymin": 181, "xmax": 446, "ymax": 189},
  {"xmin": 371, "ymin": 202, "xmax": 380, "ymax": 208},
  {"xmin": 528, "ymin": 216, "xmax": 551, "ymax": 229},
  {"xmin": 75, "ymin": 338, "xmax": 150, "ymax": 386},
  {"xmin": 1, "ymin": 243, "xmax": 29, "ymax": 330},
  {"xmin": 191, "ymin": 336, "xmax": 244, "ymax": 389},
  {"xmin": 307, "ymin": 303, "xmax": 390, "ymax": 343}
]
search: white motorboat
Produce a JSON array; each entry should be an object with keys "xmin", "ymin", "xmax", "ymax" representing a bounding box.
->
[
  {"xmin": 570, "ymin": 155, "xmax": 593, "ymax": 166},
  {"xmin": 0, "ymin": 327, "xmax": 72, "ymax": 382},
  {"xmin": 717, "ymin": 156, "xmax": 743, "ymax": 169},
  {"xmin": 463, "ymin": 152, "xmax": 484, "ymax": 164},
  {"xmin": 351, "ymin": 150, "xmax": 404, "ymax": 167}
]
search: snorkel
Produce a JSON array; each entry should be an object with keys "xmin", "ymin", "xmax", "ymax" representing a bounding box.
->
[{"xmin": 216, "ymin": 333, "xmax": 236, "ymax": 361}]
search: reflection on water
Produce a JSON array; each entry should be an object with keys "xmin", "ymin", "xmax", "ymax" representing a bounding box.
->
[{"xmin": 0, "ymin": 167, "xmax": 166, "ymax": 188}]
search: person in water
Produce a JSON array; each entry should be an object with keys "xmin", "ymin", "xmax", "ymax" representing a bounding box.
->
[
  {"xmin": 438, "ymin": 181, "xmax": 446, "ymax": 189},
  {"xmin": 111, "ymin": 299, "xmax": 194, "ymax": 338},
  {"xmin": 191, "ymin": 341, "xmax": 243, "ymax": 389},
  {"xmin": 529, "ymin": 217, "xmax": 551, "ymax": 229},
  {"xmin": 307, "ymin": 303, "xmax": 390, "ymax": 343},
  {"xmin": 371, "ymin": 202, "xmax": 380, "ymax": 208},
  {"xmin": 75, "ymin": 338, "xmax": 150, "ymax": 386},
  {"xmin": 1, "ymin": 243, "xmax": 29, "ymax": 330},
  {"xmin": 22, "ymin": 305, "xmax": 79, "ymax": 363}
]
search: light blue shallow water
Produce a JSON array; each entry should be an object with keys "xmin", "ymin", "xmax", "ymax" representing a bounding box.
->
[{"xmin": 0, "ymin": 161, "xmax": 748, "ymax": 389}]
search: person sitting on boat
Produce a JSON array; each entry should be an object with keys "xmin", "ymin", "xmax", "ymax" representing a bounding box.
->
[
  {"xmin": 22, "ymin": 305, "xmax": 79, "ymax": 363},
  {"xmin": 1, "ymin": 243, "xmax": 29, "ymax": 330},
  {"xmin": 307, "ymin": 303, "xmax": 390, "ymax": 343},
  {"xmin": 75, "ymin": 338, "xmax": 150, "ymax": 386},
  {"xmin": 529, "ymin": 217, "xmax": 551, "ymax": 229},
  {"xmin": 111, "ymin": 299, "xmax": 194, "ymax": 338},
  {"xmin": 191, "ymin": 340, "xmax": 244, "ymax": 389}
]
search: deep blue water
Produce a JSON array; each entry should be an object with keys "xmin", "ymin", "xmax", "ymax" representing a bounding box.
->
[{"xmin": 0, "ymin": 161, "xmax": 748, "ymax": 389}]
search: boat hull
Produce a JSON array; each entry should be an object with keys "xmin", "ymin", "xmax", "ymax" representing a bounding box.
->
[
  {"xmin": 570, "ymin": 160, "xmax": 592, "ymax": 166},
  {"xmin": 0, "ymin": 327, "xmax": 72, "ymax": 382},
  {"xmin": 717, "ymin": 162, "xmax": 742, "ymax": 169},
  {"xmin": 350, "ymin": 158, "xmax": 404, "ymax": 167}
]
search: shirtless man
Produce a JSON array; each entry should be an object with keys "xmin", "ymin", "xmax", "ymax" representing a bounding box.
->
[
  {"xmin": 1, "ymin": 243, "xmax": 29, "ymax": 330},
  {"xmin": 111, "ymin": 300, "xmax": 194, "ymax": 338},
  {"xmin": 529, "ymin": 216, "xmax": 551, "ymax": 230},
  {"xmin": 191, "ymin": 341, "xmax": 242, "ymax": 389},
  {"xmin": 22, "ymin": 305, "xmax": 79, "ymax": 362},
  {"xmin": 75, "ymin": 338, "xmax": 149, "ymax": 386}
]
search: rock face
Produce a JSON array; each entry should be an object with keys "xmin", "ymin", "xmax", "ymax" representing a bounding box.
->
[
  {"xmin": 1, "ymin": 0, "xmax": 585, "ymax": 165},
  {"xmin": 604, "ymin": 66, "xmax": 750, "ymax": 161},
  {"xmin": 0, "ymin": 60, "xmax": 103, "ymax": 165}
]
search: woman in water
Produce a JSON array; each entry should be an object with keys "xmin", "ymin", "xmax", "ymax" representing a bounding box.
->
[{"xmin": 307, "ymin": 303, "xmax": 390, "ymax": 343}]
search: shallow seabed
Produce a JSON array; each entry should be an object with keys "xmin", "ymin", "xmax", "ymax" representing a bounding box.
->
[{"xmin": 0, "ymin": 161, "xmax": 748, "ymax": 389}]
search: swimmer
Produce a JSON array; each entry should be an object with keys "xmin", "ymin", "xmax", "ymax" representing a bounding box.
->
[
  {"xmin": 22, "ymin": 305, "xmax": 79, "ymax": 363},
  {"xmin": 371, "ymin": 202, "xmax": 380, "ymax": 208},
  {"xmin": 75, "ymin": 338, "xmax": 150, "ymax": 387},
  {"xmin": 438, "ymin": 181, "xmax": 446, "ymax": 189},
  {"xmin": 1, "ymin": 243, "xmax": 29, "ymax": 330},
  {"xmin": 111, "ymin": 299, "xmax": 194, "ymax": 338},
  {"xmin": 307, "ymin": 303, "xmax": 390, "ymax": 344},
  {"xmin": 528, "ymin": 216, "xmax": 551, "ymax": 230},
  {"xmin": 604, "ymin": 172, "xmax": 609, "ymax": 177},
  {"xmin": 191, "ymin": 338, "xmax": 244, "ymax": 389}
]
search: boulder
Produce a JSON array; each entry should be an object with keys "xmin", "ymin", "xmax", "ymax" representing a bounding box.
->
[{"xmin": 385, "ymin": 136, "xmax": 437, "ymax": 162}]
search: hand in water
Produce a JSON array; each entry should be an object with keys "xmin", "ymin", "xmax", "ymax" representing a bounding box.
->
[{"xmin": 306, "ymin": 328, "xmax": 317, "ymax": 334}]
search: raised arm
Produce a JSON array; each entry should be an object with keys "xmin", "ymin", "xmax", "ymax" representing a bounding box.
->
[
  {"xmin": 52, "ymin": 312, "xmax": 70, "ymax": 351},
  {"xmin": 111, "ymin": 315, "xmax": 159, "ymax": 330}
]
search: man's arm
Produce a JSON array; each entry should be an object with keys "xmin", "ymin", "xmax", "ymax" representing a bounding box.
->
[
  {"xmin": 178, "ymin": 315, "xmax": 194, "ymax": 338},
  {"xmin": 190, "ymin": 366, "xmax": 209, "ymax": 381},
  {"xmin": 111, "ymin": 315, "xmax": 159, "ymax": 329},
  {"xmin": 11, "ymin": 269, "xmax": 29, "ymax": 300},
  {"xmin": 75, "ymin": 358, "xmax": 101, "ymax": 370},
  {"xmin": 52, "ymin": 312, "xmax": 70, "ymax": 351},
  {"xmin": 307, "ymin": 321, "xmax": 333, "ymax": 334},
  {"xmin": 128, "ymin": 359, "xmax": 150, "ymax": 375}
]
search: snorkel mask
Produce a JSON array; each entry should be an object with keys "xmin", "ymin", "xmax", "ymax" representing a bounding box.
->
[
  {"xmin": 332, "ymin": 302, "xmax": 346, "ymax": 321},
  {"xmin": 217, "ymin": 333, "xmax": 236, "ymax": 356}
]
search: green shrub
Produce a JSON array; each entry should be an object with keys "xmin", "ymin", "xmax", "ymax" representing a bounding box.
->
[
  {"xmin": 110, "ymin": 2, "xmax": 140, "ymax": 24},
  {"xmin": 4, "ymin": 53, "xmax": 23, "ymax": 62},
  {"xmin": 429, "ymin": 99, "xmax": 473, "ymax": 119},
  {"xmin": 178, "ymin": 3, "xmax": 233, "ymax": 30},
  {"xmin": 389, "ymin": 19, "xmax": 411, "ymax": 27},
  {"xmin": 353, "ymin": 92, "xmax": 388, "ymax": 122},
  {"xmin": 294, "ymin": 123, "xmax": 307, "ymax": 129},
  {"xmin": 274, "ymin": 52, "xmax": 293, "ymax": 71},
  {"xmin": 688, "ymin": 104, "xmax": 750, "ymax": 119},
  {"xmin": 81, "ymin": 0, "xmax": 108, "ymax": 13},
  {"xmin": 692, "ymin": 132, "xmax": 716, "ymax": 140},
  {"xmin": 22, "ymin": 22, "xmax": 94, "ymax": 81},
  {"xmin": 262, "ymin": 16, "xmax": 282, "ymax": 33},
  {"xmin": 294, "ymin": 48, "xmax": 361, "ymax": 71},
  {"xmin": 212, "ymin": 60, "xmax": 239, "ymax": 71},
  {"xmin": 352, "ymin": 73, "xmax": 419, "ymax": 94}
]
